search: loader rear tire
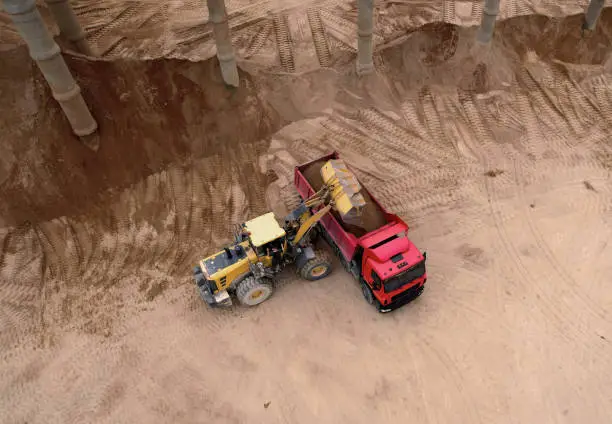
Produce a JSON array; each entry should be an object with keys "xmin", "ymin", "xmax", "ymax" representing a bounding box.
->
[
  {"xmin": 299, "ymin": 250, "xmax": 332, "ymax": 281},
  {"xmin": 236, "ymin": 276, "xmax": 273, "ymax": 306}
]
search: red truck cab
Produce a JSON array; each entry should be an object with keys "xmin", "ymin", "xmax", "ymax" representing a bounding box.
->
[
  {"xmin": 294, "ymin": 152, "xmax": 427, "ymax": 312},
  {"xmin": 359, "ymin": 221, "xmax": 427, "ymax": 311}
]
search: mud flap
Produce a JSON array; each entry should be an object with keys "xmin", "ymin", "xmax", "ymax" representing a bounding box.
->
[{"xmin": 295, "ymin": 246, "xmax": 316, "ymax": 270}]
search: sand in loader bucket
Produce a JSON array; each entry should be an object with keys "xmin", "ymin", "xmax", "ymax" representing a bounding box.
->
[
  {"xmin": 320, "ymin": 159, "xmax": 367, "ymax": 226},
  {"xmin": 302, "ymin": 160, "xmax": 388, "ymax": 237}
]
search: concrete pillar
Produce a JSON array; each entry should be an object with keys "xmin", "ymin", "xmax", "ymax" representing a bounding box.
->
[
  {"xmin": 206, "ymin": 0, "xmax": 239, "ymax": 87},
  {"xmin": 4, "ymin": 0, "xmax": 98, "ymax": 137},
  {"xmin": 44, "ymin": 0, "xmax": 94, "ymax": 55},
  {"xmin": 583, "ymin": 0, "xmax": 606, "ymax": 31},
  {"xmin": 356, "ymin": 0, "xmax": 374, "ymax": 75},
  {"xmin": 476, "ymin": 0, "xmax": 500, "ymax": 44}
]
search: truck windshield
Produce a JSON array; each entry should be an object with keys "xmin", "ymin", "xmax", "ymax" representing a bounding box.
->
[{"xmin": 383, "ymin": 260, "xmax": 426, "ymax": 293}]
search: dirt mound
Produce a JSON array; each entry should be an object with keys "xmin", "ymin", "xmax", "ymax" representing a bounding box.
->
[
  {"xmin": 0, "ymin": 47, "xmax": 285, "ymax": 228},
  {"xmin": 382, "ymin": 10, "xmax": 612, "ymax": 94},
  {"xmin": 1, "ymin": 0, "xmax": 599, "ymax": 64}
]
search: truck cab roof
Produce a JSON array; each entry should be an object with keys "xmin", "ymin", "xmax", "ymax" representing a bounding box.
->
[
  {"xmin": 362, "ymin": 222, "xmax": 424, "ymax": 280},
  {"xmin": 360, "ymin": 221, "xmax": 409, "ymax": 253}
]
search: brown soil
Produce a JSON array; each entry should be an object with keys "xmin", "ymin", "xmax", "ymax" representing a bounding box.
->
[
  {"xmin": 2, "ymin": 4, "xmax": 612, "ymax": 424},
  {"xmin": 0, "ymin": 47, "xmax": 284, "ymax": 228}
]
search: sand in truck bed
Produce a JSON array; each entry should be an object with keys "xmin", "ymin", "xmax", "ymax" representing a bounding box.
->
[{"xmin": 302, "ymin": 159, "xmax": 388, "ymax": 237}]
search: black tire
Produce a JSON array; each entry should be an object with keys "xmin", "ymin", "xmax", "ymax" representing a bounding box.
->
[
  {"xmin": 360, "ymin": 281, "xmax": 375, "ymax": 305},
  {"xmin": 299, "ymin": 250, "xmax": 332, "ymax": 281},
  {"xmin": 415, "ymin": 284, "xmax": 425, "ymax": 298},
  {"xmin": 236, "ymin": 276, "xmax": 274, "ymax": 306}
]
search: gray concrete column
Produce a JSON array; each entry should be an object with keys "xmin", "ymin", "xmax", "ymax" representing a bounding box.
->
[
  {"xmin": 476, "ymin": 0, "xmax": 500, "ymax": 44},
  {"xmin": 356, "ymin": 0, "xmax": 374, "ymax": 75},
  {"xmin": 206, "ymin": 0, "xmax": 239, "ymax": 87},
  {"xmin": 583, "ymin": 0, "xmax": 606, "ymax": 31},
  {"xmin": 4, "ymin": 0, "xmax": 98, "ymax": 137},
  {"xmin": 44, "ymin": 0, "xmax": 94, "ymax": 55}
]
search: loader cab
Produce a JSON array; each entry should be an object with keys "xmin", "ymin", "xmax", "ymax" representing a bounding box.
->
[{"xmin": 243, "ymin": 212, "xmax": 287, "ymax": 257}]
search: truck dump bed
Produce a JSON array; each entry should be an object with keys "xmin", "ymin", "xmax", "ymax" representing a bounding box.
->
[{"xmin": 294, "ymin": 152, "xmax": 395, "ymax": 261}]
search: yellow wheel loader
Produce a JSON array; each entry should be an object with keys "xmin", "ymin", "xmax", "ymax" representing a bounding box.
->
[{"xmin": 193, "ymin": 158, "xmax": 366, "ymax": 308}]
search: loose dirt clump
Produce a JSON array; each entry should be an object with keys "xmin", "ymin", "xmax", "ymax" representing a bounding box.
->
[
  {"xmin": 144, "ymin": 281, "xmax": 167, "ymax": 302},
  {"xmin": 484, "ymin": 169, "xmax": 505, "ymax": 177}
]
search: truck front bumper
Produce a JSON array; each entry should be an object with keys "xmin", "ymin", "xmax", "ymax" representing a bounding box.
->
[{"xmin": 377, "ymin": 281, "xmax": 425, "ymax": 313}]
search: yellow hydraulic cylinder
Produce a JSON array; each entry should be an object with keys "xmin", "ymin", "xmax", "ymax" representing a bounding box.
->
[{"xmin": 320, "ymin": 159, "xmax": 366, "ymax": 224}]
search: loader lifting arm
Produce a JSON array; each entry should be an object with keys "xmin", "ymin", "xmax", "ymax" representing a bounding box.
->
[
  {"xmin": 292, "ymin": 204, "xmax": 332, "ymax": 245},
  {"xmin": 286, "ymin": 158, "xmax": 367, "ymax": 246}
]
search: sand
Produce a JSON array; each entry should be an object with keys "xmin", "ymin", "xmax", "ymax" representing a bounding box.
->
[{"xmin": 1, "ymin": 2, "xmax": 612, "ymax": 423}]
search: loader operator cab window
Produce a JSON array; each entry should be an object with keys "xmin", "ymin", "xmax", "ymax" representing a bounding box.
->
[
  {"xmin": 255, "ymin": 239, "xmax": 282, "ymax": 257},
  {"xmin": 262, "ymin": 239, "xmax": 284, "ymax": 267}
]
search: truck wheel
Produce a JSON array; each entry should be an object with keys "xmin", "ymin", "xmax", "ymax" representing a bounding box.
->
[
  {"xmin": 236, "ymin": 276, "xmax": 274, "ymax": 306},
  {"xmin": 299, "ymin": 251, "xmax": 332, "ymax": 281},
  {"xmin": 360, "ymin": 281, "xmax": 375, "ymax": 305},
  {"xmin": 415, "ymin": 284, "xmax": 425, "ymax": 298}
]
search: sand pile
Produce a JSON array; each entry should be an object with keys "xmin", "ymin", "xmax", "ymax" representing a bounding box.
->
[
  {"xmin": 0, "ymin": 48, "xmax": 285, "ymax": 228},
  {"xmin": 1, "ymin": 6, "xmax": 612, "ymax": 424}
]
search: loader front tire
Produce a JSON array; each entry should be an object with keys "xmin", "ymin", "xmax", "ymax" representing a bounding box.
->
[
  {"xmin": 299, "ymin": 251, "xmax": 332, "ymax": 281},
  {"xmin": 236, "ymin": 276, "xmax": 273, "ymax": 306}
]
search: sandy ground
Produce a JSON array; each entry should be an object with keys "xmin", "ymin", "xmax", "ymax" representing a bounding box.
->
[{"xmin": 1, "ymin": 1, "xmax": 612, "ymax": 423}]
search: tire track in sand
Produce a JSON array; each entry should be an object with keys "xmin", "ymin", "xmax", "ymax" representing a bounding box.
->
[
  {"xmin": 373, "ymin": 163, "xmax": 483, "ymax": 219},
  {"xmin": 471, "ymin": 0, "xmax": 483, "ymax": 21},
  {"xmin": 33, "ymin": 221, "xmax": 68, "ymax": 282},
  {"xmin": 319, "ymin": 118, "xmax": 405, "ymax": 179},
  {"xmin": 459, "ymin": 92, "xmax": 611, "ymax": 349},
  {"xmin": 88, "ymin": 3, "xmax": 140, "ymax": 56},
  {"xmin": 349, "ymin": 109, "xmax": 428, "ymax": 172},
  {"xmin": 420, "ymin": 88, "xmax": 458, "ymax": 156},
  {"xmin": 412, "ymin": 332, "xmax": 483, "ymax": 424},
  {"xmin": 592, "ymin": 76, "xmax": 612, "ymax": 125},
  {"xmin": 167, "ymin": 165, "xmax": 195, "ymax": 275},
  {"xmin": 68, "ymin": 220, "xmax": 95, "ymax": 277},
  {"xmin": 443, "ymin": 1, "xmax": 456, "ymax": 24},
  {"xmin": 455, "ymin": 94, "xmax": 566, "ymax": 341},
  {"xmin": 356, "ymin": 107, "xmax": 451, "ymax": 168},
  {"xmin": 399, "ymin": 99, "xmax": 430, "ymax": 141},
  {"xmin": 506, "ymin": 0, "xmax": 519, "ymax": 18},
  {"xmin": 512, "ymin": 159, "xmax": 611, "ymax": 337},
  {"xmin": 307, "ymin": 8, "xmax": 332, "ymax": 67},
  {"xmin": 244, "ymin": 20, "xmax": 273, "ymax": 58},
  {"xmin": 0, "ymin": 227, "xmax": 44, "ymax": 346},
  {"xmin": 273, "ymin": 14, "xmax": 296, "ymax": 72}
]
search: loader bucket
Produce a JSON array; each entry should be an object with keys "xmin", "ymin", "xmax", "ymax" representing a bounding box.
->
[{"xmin": 320, "ymin": 159, "xmax": 366, "ymax": 226}]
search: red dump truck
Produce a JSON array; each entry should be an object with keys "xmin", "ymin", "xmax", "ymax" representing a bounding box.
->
[{"xmin": 294, "ymin": 151, "xmax": 427, "ymax": 312}]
